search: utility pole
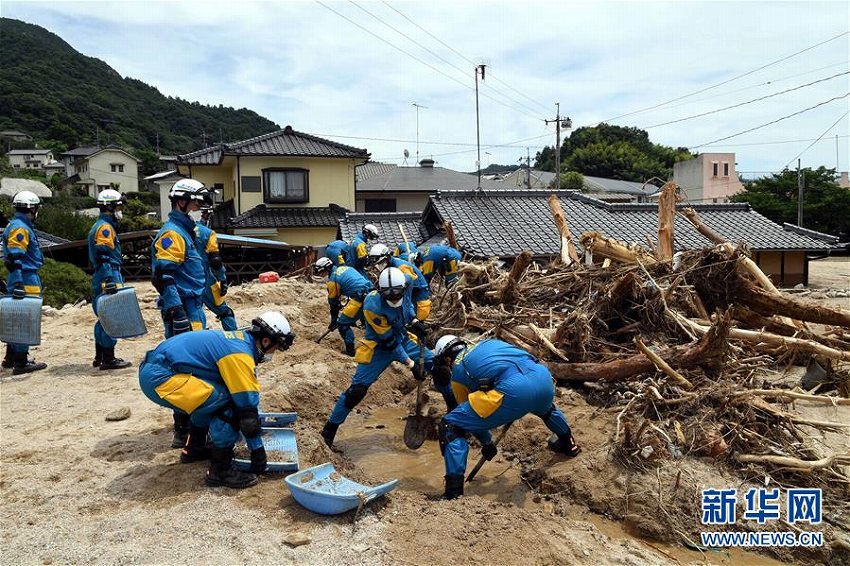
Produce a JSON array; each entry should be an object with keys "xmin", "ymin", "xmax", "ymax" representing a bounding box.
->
[
  {"xmin": 412, "ymin": 103, "xmax": 427, "ymax": 165},
  {"xmin": 797, "ymin": 159, "xmax": 804, "ymax": 227},
  {"xmin": 544, "ymin": 103, "xmax": 571, "ymax": 191},
  {"xmin": 475, "ymin": 64, "xmax": 486, "ymax": 189},
  {"xmin": 156, "ymin": 132, "xmax": 160, "ymax": 155},
  {"xmin": 837, "ymin": 134, "xmax": 840, "ymax": 171},
  {"xmin": 526, "ymin": 147, "xmax": 531, "ymax": 189}
]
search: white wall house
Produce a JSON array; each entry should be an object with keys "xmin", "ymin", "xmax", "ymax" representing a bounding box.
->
[
  {"xmin": 673, "ymin": 153, "xmax": 744, "ymax": 203},
  {"xmin": 6, "ymin": 149, "xmax": 54, "ymax": 171},
  {"xmin": 65, "ymin": 146, "xmax": 140, "ymax": 197}
]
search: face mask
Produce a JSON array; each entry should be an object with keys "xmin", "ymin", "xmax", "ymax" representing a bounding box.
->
[
  {"xmin": 387, "ymin": 297, "xmax": 403, "ymax": 308},
  {"xmin": 188, "ymin": 210, "xmax": 203, "ymax": 222},
  {"xmin": 114, "ymin": 210, "xmax": 123, "ymax": 220}
]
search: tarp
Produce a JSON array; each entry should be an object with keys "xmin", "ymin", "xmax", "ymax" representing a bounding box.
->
[{"xmin": 0, "ymin": 177, "xmax": 53, "ymax": 198}]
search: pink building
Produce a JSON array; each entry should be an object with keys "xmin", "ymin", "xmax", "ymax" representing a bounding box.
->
[{"xmin": 673, "ymin": 153, "xmax": 744, "ymax": 203}]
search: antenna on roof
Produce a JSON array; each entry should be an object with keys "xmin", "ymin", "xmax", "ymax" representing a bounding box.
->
[{"xmin": 403, "ymin": 148, "xmax": 410, "ymax": 166}]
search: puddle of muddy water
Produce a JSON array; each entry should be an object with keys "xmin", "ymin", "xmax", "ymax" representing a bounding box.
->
[{"xmin": 336, "ymin": 406, "xmax": 791, "ymax": 566}]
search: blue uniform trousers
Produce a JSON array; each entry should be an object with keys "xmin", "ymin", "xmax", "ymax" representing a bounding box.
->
[
  {"xmin": 138, "ymin": 351, "xmax": 251, "ymax": 449},
  {"xmin": 442, "ymin": 361, "xmax": 572, "ymax": 476},
  {"xmin": 6, "ymin": 270, "xmax": 41, "ymax": 354}
]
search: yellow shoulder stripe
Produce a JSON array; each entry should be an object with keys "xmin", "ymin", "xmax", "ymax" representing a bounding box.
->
[
  {"xmin": 205, "ymin": 231, "xmax": 219, "ymax": 254},
  {"xmin": 356, "ymin": 242, "xmax": 367, "ymax": 259},
  {"xmin": 95, "ymin": 225, "xmax": 115, "ymax": 248},
  {"xmin": 420, "ymin": 260, "xmax": 435, "ymax": 276},
  {"xmin": 327, "ymin": 280, "xmax": 341, "ymax": 299},
  {"xmin": 217, "ymin": 352, "xmax": 259, "ymax": 394},
  {"xmin": 451, "ymin": 382, "xmax": 470, "ymax": 404},
  {"xmin": 155, "ymin": 230, "xmax": 186, "ymax": 263},
  {"xmin": 364, "ymin": 309, "xmax": 391, "ymax": 335}
]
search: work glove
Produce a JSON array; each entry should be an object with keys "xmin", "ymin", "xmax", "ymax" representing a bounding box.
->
[
  {"xmin": 431, "ymin": 364, "xmax": 452, "ymax": 387},
  {"xmin": 249, "ymin": 447, "xmax": 268, "ymax": 474},
  {"xmin": 218, "ymin": 280, "xmax": 228, "ymax": 297},
  {"xmin": 104, "ymin": 279, "xmax": 118, "ymax": 295},
  {"xmin": 238, "ymin": 407, "xmax": 261, "ymax": 439},
  {"xmin": 481, "ymin": 442, "xmax": 498, "ymax": 461},
  {"xmin": 169, "ymin": 306, "xmax": 191, "ymax": 335},
  {"xmin": 4, "ymin": 258, "xmax": 20, "ymax": 273},
  {"xmin": 407, "ymin": 319, "xmax": 428, "ymax": 340},
  {"xmin": 12, "ymin": 282, "xmax": 26, "ymax": 300},
  {"xmin": 407, "ymin": 358, "xmax": 425, "ymax": 381}
]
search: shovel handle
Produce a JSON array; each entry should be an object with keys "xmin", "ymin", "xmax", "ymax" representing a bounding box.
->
[
  {"xmin": 316, "ymin": 327, "xmax": 334, "ymax": 343},
  {"xmin": 466, "ymin": 421, "xmax": 514, "ymax": 483}
]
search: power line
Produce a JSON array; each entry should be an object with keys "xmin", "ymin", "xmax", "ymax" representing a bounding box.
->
[
  {"xmin": 644, "ymin": 71, "xmax": 849, "ymax": 129},
  {"xmin": 600, "ymin": 30, "xmax": 850, "ymax": 123},
  {"xmin": 316, "ymin": 1, "xmax": 541, "ymax": 121},
  {"xmin": 312, "ymin": 132, "xmax": 535, "ymax": 148},
  {"xmin": 700, "ymin": 135, "xmax": 849, "ymax": 148},
  {"xmin": 379, "ymin": 1, "xmax": 552, "ymax": 115},
  {"xmin": 349, "ymin": 1, "xmax": 545, "ymax": 119},
  {"xmin": 783, "ymin": 111, "xmax": 849, "ymax": 169},
  {"xmin": 691, "ymin": 92, "xmax": 850, "ymax": 149}
]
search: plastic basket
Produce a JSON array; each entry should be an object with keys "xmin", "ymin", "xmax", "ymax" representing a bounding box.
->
[
  {"xmin": 233, "ymin": 427, "xmax": 299, "ymax": 473},
  {"xmin": 96, "ymin": 287, "xmax": 147, "ymax": 339},
  {"xmin": 284, "ymin": 463, "xmax": 398, "ymax": 515},
  {"xmin": 0, "ymin": 296, "xmax": 42, "ymax": 345}
]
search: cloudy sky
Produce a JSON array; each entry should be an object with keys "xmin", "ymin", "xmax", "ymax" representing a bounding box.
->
[{"xmin": 3, "ymin": 0, "xmax": 849, "ymax": 175}]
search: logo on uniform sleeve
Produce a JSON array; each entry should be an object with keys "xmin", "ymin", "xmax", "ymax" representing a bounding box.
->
[
  {"xmin": 161, "ymin": 237, "xmax": 173, "ymax": 249},
  {"xmin": 102, "ymin": 228, "xmax": 111, "ymax": 237},
  {"xmin": 16, "ymin": 233, "xmax": 25, "ymax": 242}
]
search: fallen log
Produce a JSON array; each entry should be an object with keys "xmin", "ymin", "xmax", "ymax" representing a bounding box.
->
[
  {"xmin": 656, "ymin": 182, "xmax": 678, "ymax": 260},
  {"xmin": 580, "ymin": 231, "xmax": 658, "ymax": 265},
  {"xmin": 733, "ymin": 389, "xmax": 850, "ymax": 406},
  {"xmin": 736, "ymin": 453, "xmax": 850, "ymax": 471},
  {"xmin": 548, "ymin": 194, "xmax": 580, "ymax": 265},
  {"xmin": 499, "ymin": 250, "xmax": 532, "ymax": 304},
  {"xmin": 445, "ymin": 220, "xmax": 459, "ymax": 250},
  {"xmin": 737, "ymin": 277, "xmax": 850, "ymax": 328},
  {"xmin": 634, "ymin": 337, "xmax": 694, "ymax": 389},
  {"xmin": 681, "ymin": 207, "xmax": 726, "ymax": 245},
  {"xmin": 547, "ymin": 313, "xmax": 730, "ymax": 382}
]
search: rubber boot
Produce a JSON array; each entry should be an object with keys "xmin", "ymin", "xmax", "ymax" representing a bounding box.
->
[
  {"xmin": 171, "ymin": 412, "xmax": 191, "ymax": 449},
  {"xmin": 180, "ymin": 425, "xmax": 212, "ymax": 463},
  {"xmin": 92, "ymin": 344, "xmax": 103, "ymax": 368},
  {"xmin": 321, "ymin": 421, "xmax": 339, "ymax": 447},
  {"xmin": 205, "ymin": 447, "xmax": 258, "ymax": 489},
  {"xmin": 548, "ymin": 433, "xmax": 581, "ymax": 457},
  {"xmin": 2, "ymin": 344, "xmax": 14, "ymax": 369},
  {"xmin": 12, "ymin": 352, "xmax": 47, "ymax": 375},
  {"xmin": 442, "ymin": 474, "xmax": 464, "ymax": 500},
  {"xmin": 100, "ymin": 347, "xmax": 131, "ymax": 370},
  {"xmin": 345, "ymin": 342, "xmax": 356, "ymax": 357}
]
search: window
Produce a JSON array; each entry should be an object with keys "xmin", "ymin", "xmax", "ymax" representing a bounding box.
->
[
  {"xmin": 97, "ymin": 184, "xmax": 111, "ymax": 192},
  {"xmin": 263, "ymin": 168, "xmax": 309, "ymax": 203},
  {"xmin": 212, "ymin": 183, "xmax": 224, "ymax": 203},
  {"xmin": 110, "ymin": 163, "xmax": 124, "ymax": 173},
  {"xmin": 712, "ymin": 162, "xmax": 719, "ymax": 177},
  {"xmin": 722, "ymin": 162, "xmax": 729, "ymax": 177},
  {"xmin": 241, "ymin": 176, "xmax": 261, "ymax": 193},
  {"xmin": 365, "ymin": 198, "xmax": 397, "ymax": 212}
]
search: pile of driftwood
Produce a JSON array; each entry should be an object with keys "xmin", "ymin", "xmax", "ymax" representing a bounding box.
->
[{"xmin": 430, "ymin": 187, "xmax": 850, "ymax": 489}]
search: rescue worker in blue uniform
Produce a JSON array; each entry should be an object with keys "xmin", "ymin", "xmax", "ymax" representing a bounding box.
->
[
  {"xmin": 346, "ymin": 224, "xmax": 380, "ymax": 276},
  {"xmin": 320, "ymin": 267, "xmax": 454, "ymax": 447},
  {"xmin": 368, "ymin": 243, "xmax": 431, "ymax": 324},
  {"xmin": 433, "ymin": 336, "xmax": 580, "ymax": 499},
  {"xmin": 325, "ymin": 239, "xmax": 349, "ymax": 266},
  {"xmin": 394, "ymin": 242, "xmax": 418, "ymax": 262},
  {"xmin": 1, "ymin": 191, "xmax": 47, "ymax": 375},
  {"xmin": 314, "ymin": 257, "xmax": 373, "ymax": 357},
  {"xmin": 138, "ymin": 311, "xmax": 295, "ymax": 489},
  {"xmin": 415, "ymin": 244, "xmax": 463, "ymax": 286},
  {"xmin": 87, "ymin": 189, "xmax": 131, "ymax": 370},
  {"xmin": 195, "ymin": 203, "xmax": 237, "ymax": 331},
  {"xmin": 151, "ymin": 178, "xmax": 209, "ymax": 447}
]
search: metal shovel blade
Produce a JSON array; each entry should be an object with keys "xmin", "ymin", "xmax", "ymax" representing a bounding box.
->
[{"xmin": 403, "ymin": 413, "xmax": 433, "ymax": 450}]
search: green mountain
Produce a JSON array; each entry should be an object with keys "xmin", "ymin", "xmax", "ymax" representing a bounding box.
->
[{"xmin": 0, "ymin": 18, "xmax": 280, "ymax": 156}]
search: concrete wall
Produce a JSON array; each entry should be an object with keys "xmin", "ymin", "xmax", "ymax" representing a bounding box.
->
[
  {"xmin": 79, "ymin": 150, "xmax": 139, "ymax": 196},
  {"xmin": 674, "ymin": 153, "xmax": 744, "ymax": 203},
  {"xmin": 355, "ymin": 192, "xmax": 430, "ymax": 212},
  {"xmin": 673, "ymin": 158, "xmax": 704, "ymax": 202}
]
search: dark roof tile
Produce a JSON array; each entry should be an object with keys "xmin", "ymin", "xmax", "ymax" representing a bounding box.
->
[
  {"xmin": 338, "ymin": 211, "xmax": 429, "ymax": 246},
  {"xmin": 228, "ymin": 204, "xmax": 348, "ymax": 229}
]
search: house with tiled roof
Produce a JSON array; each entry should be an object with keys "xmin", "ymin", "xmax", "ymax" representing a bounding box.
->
[
  {"xmin": 60, "ymin": 145, "xmax": 140, "ymax": 197},
  {"xmin": 354, "ymin": 158, "xmax": 504, "ymax": 213},
  {"xmin": 421, "ymin": 189, "xmax": 833, "ymax": 286},
  {"xmin": 176, "ymin": 126, "xmax": 369, "ymax": 246},
  {"xmin": 337, "ymin": 211, "xmax": 434, "ymax": 250},
  {"xmin": 501, "ymin": 169, "xmax": 658, "ymax": 202}
]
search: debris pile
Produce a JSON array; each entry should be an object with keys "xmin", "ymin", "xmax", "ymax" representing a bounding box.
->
[{"xmin": 431, "ymin": 240, "xmax": 850, "ymax": 491}]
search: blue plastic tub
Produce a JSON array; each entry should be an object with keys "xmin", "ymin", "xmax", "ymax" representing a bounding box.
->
[
  {"xmin": 97, "ymin": 287, "xmax": 147, "ymax": 339},
  {"xmin": 284, "ymin": 463, "xmax": 399, "ymax": 515},
  {"xmin": 0, "ymin": 295, "xmax": 42, "ymax": 345},
  {"xmin": 233, "ymin": 427, "xmax": 299, "ymax": 473},
  {"xmin": 258, "ymin": 412, "xmax": 298, "ymax": 428}
]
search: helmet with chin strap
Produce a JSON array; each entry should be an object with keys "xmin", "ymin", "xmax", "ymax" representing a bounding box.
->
[
  {"xmin": 97, "ymin": 189, "xmax": 125, "ymax": 210},
  {"xmin": 434, "ymin": 334, "xmax": 467, "ymax": 364},
  {"xmin": 314, "ymin": 256, "xmax": 334, "ymax": 275},
  {"xmin": 12, "ymin": 190, "xmax": 41, "ymax": 211},
  {"xmin": 250, "ymin": 311, "xmax": 295, "ymax": 352},
  {"xmin": 368, "ymin": 243, "xmax": 392, "ymax": 267},
  {"xmin": 378, "ymin": 266, "xmax": 407, "ymax": 307},
  {"xmin": 362, "ymin": 224, "xmax": 380, "ymax": 240},
  {"xmin": 169, "ymin": 178, "xmax": 207, "ymax": 202}
]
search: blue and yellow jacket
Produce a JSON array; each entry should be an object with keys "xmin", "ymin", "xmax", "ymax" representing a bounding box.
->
[
  {"xmin": 346, "ymin": 233, "xmax": 370, "ymax": 273},
  {"xmin": 2, "ymin": 212, "xmax": 43, "ymax": 286},
  {"xmin": 361, "ymin": 290, "xmax": 414, "ymax": 362},
  {"xmin": 194, "ymin": 222, "xmax": 226, "ymax": 285},
  {"xmin": 450, "ymin": 339, "xmax": 538, "ymax": 424},
  {"xmin": 87, "ymin": 214, "xmax": 123, "ymax": 287},
  {"xmin": 150, "ymin": 329, "xmax": 263, "ymax": 411},
  {"xmin": 327, "ymin": 265, "xmax": 373, "ymax": 323},
  {"xmin": 326, "ymin": 240, "xmax": 349, "ymax": 266},
  {"xmin": 389, "ymin": 256, "xmax": 431, "ymax": 321},
  {"xmin": 417, "ymin": 245, "xmax": 462, "ymax": 282},
  {"xmin": 151, "ymin": 211, "xmax": 205, "ymax": 309},
  {"xmin": 394, "ymin": 242, "xmax": 418, "ymax": 262}
]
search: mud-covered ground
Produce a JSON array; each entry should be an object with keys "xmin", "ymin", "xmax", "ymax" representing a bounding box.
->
[{"xmin": 1, "ymin": 258, "xmax": 848, "ymax": 565}]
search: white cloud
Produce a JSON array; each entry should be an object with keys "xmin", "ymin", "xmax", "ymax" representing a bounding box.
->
[{"xmin": 2, "ymin": 0, "xmax": 848, "ymax": 171}]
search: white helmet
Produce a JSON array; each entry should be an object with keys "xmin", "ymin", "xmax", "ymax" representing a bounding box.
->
[
  {"xmin": 368, "ymin": 243, "xmax": 392, "ymax": 266},
  {"xmin": 363, "ymin": 224, "xmax": 380, "ymax": 240},
  {"xmin": 378, "ymin": 266, "xmax": 407, "ymax": 307},
  {"xmin": 435, "ymin": 334, "xmax": 466, "ymax": 362},
  {"xmin": 169, "ymin": 178, "xmax": 207, "ymax": 201},
  {"xmin": 251, "ymin": 311, "xmax": 295, "ymax": 350},
  {"xmin": 12, "ymin": 191, "xmax": 41, "ymax": 210},
  {"xmin": 314, "ymin": 256, "xmax": 334, "ymax": 273},
  {"xmin": 97, "ymin": 188, "xmax": 125, "ymax": 206}
]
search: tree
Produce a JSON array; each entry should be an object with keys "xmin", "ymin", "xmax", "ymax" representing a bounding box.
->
[
  {"xmin": 554, "ymin": 171, "xmax": 584, "ymax": 190},
  {"xmin": 731, "ymin": 167, "xmax": 850, "ymax": 241},
  {"xmin": 534, "ymin": 123, "xmax": 694, "ymax": 182}
]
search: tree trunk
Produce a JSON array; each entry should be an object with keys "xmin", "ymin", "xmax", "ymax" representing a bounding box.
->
[
  {"xmin": 681, "ymin": 207, "xmax": 726, "ymax": 244},
  {"xmin": 499, "ymin": 251, "xmax": 532, "ymax": 305},
  {"xmin": 657, "ymin": 182, "xmax": 678, "ymax": 260},
  {"xmin": 547, "ymin": 194, "xmax": 579, "ymax": 265}
]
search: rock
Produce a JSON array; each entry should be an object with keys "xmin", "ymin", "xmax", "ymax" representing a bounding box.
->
[
  {"xmin": 41, "ymin": 306, "xmax": 58, "ymax": 317},
  {"xmin": 810, "ymin": 291, "xmax": 827, "ymax": 300},
  {"xmin": 793, "ymin": 283, "xmax": 805, "ymax": 290},
  {"xmin": 105, "ymin": 407, "xmax": 131, "ymax": 421},
  {"xmin": 283, "ymin": 532, "xmax": 311, "ymax": 547}
]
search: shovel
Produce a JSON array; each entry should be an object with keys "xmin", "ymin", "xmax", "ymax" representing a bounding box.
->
[
  {"xmin": 466, "ymin": 421, "xmax": 514, "ymax": 482},
  {"xmin": 403, "ymin": 340, "xmax": 433, "ymax": 449},
  {"xmin": 315, "ymin": 327, "xmax": 335, "ymax": 344}
]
